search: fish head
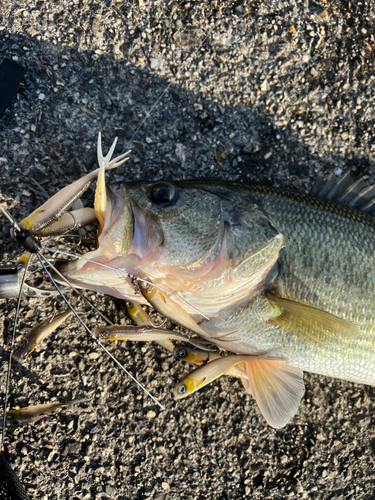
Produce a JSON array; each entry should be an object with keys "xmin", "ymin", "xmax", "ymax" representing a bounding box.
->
[
  {"xmin": 59, "ymin": 180, "xmax": 285, "ymax": 315},
  {"xmin": 11, "ymin": 337, "xmax": 30, "ymax": 362},
  {"xmin": 126, "ymin": 181, "xmax": 224, "ymax": 270},
  {"xmin": 172, "ymin": 376, "xmax": 196, "ymax": 399}
]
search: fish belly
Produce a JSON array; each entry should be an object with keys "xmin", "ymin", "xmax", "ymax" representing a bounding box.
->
[{"xmin": 203, "ymin": 294, "xmax": 375, "ymax": 386}]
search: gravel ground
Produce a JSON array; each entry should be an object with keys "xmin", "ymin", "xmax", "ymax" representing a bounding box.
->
[{"xmin": 1, "ymin": 1, "xmax": 375, "ymax": 499}]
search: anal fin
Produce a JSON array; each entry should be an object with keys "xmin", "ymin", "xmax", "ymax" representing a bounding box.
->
[{"xmin": 241, "ymin": 358, "xmax": 305, "ymax": 429}]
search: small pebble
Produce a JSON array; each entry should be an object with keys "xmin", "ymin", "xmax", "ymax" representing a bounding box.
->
[
  {"xmin": 260, "ymin": 80, "xmax": 269, "ymax": 92},
  {"xmin": 105, "ymin": 485, "xmax": 116, "ymax": 496},
  {"xmin": 38, "ymin": 93, "xmax": 45, "ymax": 100},
  {"xmin": 162, "ymin": 482, "xmax": 170, "ymax": 491},
  {"xmin": 147, "ymin": 410, "xmax": 156, "ymax": 418},
  {"xmin": 88, "ymin": 352, "xmax": 100, "ymax": 360},
  {"xmin": 149, "ymin": 57, "xmax": 159, "ymax": 69}
]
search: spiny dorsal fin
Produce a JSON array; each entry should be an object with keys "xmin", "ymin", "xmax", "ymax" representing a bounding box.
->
[{"xmin": 310, "ymin": 171, "xmax": 375, "ymax": 214}]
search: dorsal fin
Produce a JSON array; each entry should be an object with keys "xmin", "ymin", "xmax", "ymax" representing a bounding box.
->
[{"xmin": 310, "ymin": 171, "xmax": 375, "ymax": 214}]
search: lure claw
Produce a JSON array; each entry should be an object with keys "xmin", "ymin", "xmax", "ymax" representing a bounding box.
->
[
  {"xmin": 97, "ymin": 132, "xmax": 118, "ymax": 169},
  {"xmin": 97, "ymin": 132, "xmax": 131, "ymax": 170}
]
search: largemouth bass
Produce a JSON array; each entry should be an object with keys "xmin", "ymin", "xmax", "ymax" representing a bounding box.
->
[{"xmin": 57, "ymin": 168, "xmax": 375, "ymax": 427}]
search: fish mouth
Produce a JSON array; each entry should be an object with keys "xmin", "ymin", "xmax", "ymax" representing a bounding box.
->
[
  {"xmin": 56, "ymin": 181, "xmax": 228, "ymax": 306},
  {"xmin": 57, "ymin": 179, "xmax": 285, "ymax": 315},
  {"xmin": 57, "ymin": 183, "xmax": 164, "ymax": 301}
]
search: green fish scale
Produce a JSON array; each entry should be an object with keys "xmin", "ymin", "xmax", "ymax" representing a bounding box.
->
[{"xmin": 216, "ymin": 186, "xmax": 375, "ymax": 385}]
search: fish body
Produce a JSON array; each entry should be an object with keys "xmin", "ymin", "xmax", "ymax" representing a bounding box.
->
[
  {"xmin": 200, "ymin": 184, "xmax": 375, "ymax": 385},
  {"xmin": 125, "ymin": 301, "xmax": 175, "ymax": 352},
  {"xmin": 59, "ymin": 177, "xmax": 375, "ymax": 388},
  {"xmin": 94, "ymin": 324, "xmax": 210, "ymax": 349},
  {"xmin": 2, "ymin": 398, "xmax": 90, "ymax": 426},
  {"xmin": 172, "ymin": 352, "xmax": 280, "ymax": 398},
  {"xmin": 12, "ymin": 309, "xmax": 72, "ymax": 362}
]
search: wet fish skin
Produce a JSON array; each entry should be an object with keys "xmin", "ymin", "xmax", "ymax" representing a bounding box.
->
[
  {"xmin": 199, "ymin": 183, "xmax": 375, "ymax": 384},
  {"xmin": 62, "ymin": 179, "xmax": 375, "ymax": 382},
  {"xmin": 58, "ymin": 175, "xmax": 375, "ymax": 426}
]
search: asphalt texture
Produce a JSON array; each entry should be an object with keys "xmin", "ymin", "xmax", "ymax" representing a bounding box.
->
[{"xmin": 1, "ymin": 1, "xmax": 375, "ymax": 499}]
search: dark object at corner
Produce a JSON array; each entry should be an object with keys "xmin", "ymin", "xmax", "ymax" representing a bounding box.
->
[
  {"xmin": 0, "ymin": 452, "xmax": 30, "ymax": 500},
  {"xmin": 0, "ymin": 59, "xmax": 26, "ymax": 118}
]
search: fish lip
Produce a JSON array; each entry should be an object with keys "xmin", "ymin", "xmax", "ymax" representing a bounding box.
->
[{"xmin": 55, "ymin": 184, "xmax": 164, "ymax": 299}]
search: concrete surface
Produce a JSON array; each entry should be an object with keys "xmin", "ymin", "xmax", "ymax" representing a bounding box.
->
[{"xmin": 0, "ymin": 1, "xmax": 375, "ymax": 499}]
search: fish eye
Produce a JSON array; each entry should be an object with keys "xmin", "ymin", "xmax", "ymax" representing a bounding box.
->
[
  {"xmin": 149, "ymin": 183, "xmax": 178, "ymax": 206},
  {"xmin": 177, "ymin": 384, "xmax": 186, "ymax": 394},
  {"xmin": 141, "ymin": 281, "xmax": 151, "ymax": 292},
  {"xmin": 175, "ymin": 348, "xmax": 187, "ymax": 359},
  {"xmin": 20, "ymin": 338, "xmax": 29, "ymax": 349}
]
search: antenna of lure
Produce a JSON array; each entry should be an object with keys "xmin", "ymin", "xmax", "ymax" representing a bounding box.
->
[
  {"xmin": 97, "ymin": 132, "xmax": 117, "ymax": 168},
  {"xmin": 97, "ymin": 133, "xmax": 131, "ymax": 170},
  {"xmin": 36, "ymin": 253, "xmax": 165, "ymax": 410},
  {"xmin": 1, "ymin": 254, "xmax": 31, "ymax": 445},
  {"xmin": 0, "ymin": 205, "xmax": 20, "ymax": 232},
  {"xmin": 153, "ymin": 318, "xmax": 168, "ymax": 329},
  {"xmin": 40, "ymin": 246, "xmax": 210, "ymax": 320}
]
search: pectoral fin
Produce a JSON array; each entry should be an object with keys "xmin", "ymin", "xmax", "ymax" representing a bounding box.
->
[
  {"xmin": 241, "ymin": 359, "xmax": 305, "ymax": 429},
  {"xmin": 268, "ymin": 295, "xmax": 361, "ymax": 342}
]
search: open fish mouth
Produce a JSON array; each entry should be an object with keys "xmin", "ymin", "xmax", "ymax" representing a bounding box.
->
[
  {"xmin": 57, "ymin": 180, "xmax": 228, "ymax": 306},
  {"xmin": 58, "ymin": 169, "xmax": 286, "ymax": 316},
  {"xmin": 58, "ymin": 183, "xmax": 162, "ymax": 302}
]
